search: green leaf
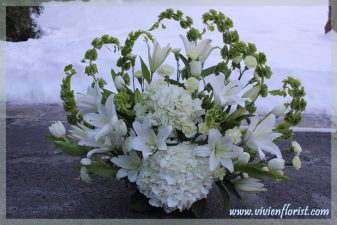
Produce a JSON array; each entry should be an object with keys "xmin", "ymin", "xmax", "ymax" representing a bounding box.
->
[
  {"xmin": 46, "ymin": 135, "xmax": 63, "ymax": 143},
  {"xmin": 84, "ymin": 49, "xmax": 98, "ymax": 61},
  {"xmin": 191, "ymin": 198, "xmax": 206, "ymax": 218},
  {"xmin": 201, "ymin": 65, "xmax": 216, "ymax": 77},
  {"xmin": 167, "ymin": 79, "xmax": 184, "ymax": 87},
  {"xmin": 222, "ymin": 179, "xmax": 241, "ymax": 199},
  {"xmin": 140, "ymin": 57, "xmax": 151, "ymax": 83},
  {"xmin": 234, "ymin": 164, "xmax": 290, "ymax": 180},
  {"xmin": 129, "ymin": 190, "xmax": 155, "ymax": 212},
  {"xmin": 86, "ymin": 162, "xmax": 117, "ymax": 177},
  {"xmin": 179, "ymin": 54, "xmax": 190, "ymax": 70},
  {"xmin": 64, "ymin": 64, "xmax": 73, "ymax": 72},
  {"xmin": 111, "ymin": 69, "xmax": 117, "ymax": 80},
  {"xmin": 53, "ymin": 141, "xmax": 91, "ymax": 157},
  {"xmin": 215, "ymin": 181, "xmax": 230, "ymax": 210}
]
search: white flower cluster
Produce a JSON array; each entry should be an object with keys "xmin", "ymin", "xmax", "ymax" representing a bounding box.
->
[
  {"xmin": 49, "ymin": 14, "xmax": 306, "ymax": 214},
  {"xmin": 136, "ymin": 142, "xmax": 213, "ymax": 212},
  {"xmin": 134, "ymin": 80, "xmax": 204, "ymax": 138}
]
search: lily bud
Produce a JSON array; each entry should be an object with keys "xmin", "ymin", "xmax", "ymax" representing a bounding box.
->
[
  {"xmin": 291, "ymin": 141, "xmax": 302, "ymax": 155},
  {"xmin": 189, "ymin": 60, "xmax": 202, "ymax": 77},
  {"xmin": 114, "ymin": 76, "xmax": 126, "ymax": 91},
  {"xmin": 292, "ymin": 155, "xmax": 302, "ymax": 170},
  {"xmin": 242, "ymin": 85, "xmax": 261, "ymax": 102},
  {"xmin": 237, "ymin": 152, "xmax": 250, "ymax": 164},
  {"xmin": 268, "ymin": 158, "xmax": 285, "ymax": 171},
  {"xmin": 271, "ymin": 104, "xmax": 287, "ymax": 117},
  {"xmin": 234, "ymin": 177, "xmax": 267, "ymax": 192},
  {"xmin": 80, "ymin": 158, "xmax": 92, "ymax": 166},
  {"xmin": 49, "ymin": 121, "xmax": 66, "ymax": 138}
]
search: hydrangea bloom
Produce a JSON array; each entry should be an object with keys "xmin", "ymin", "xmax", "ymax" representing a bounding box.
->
[
  {"xmin": 134, "ymin": 80, "xmax": 204, "ymax": 138},
  {"xmin": 136, "ymin": 142, "xmax": 213, "ymax": 212}
]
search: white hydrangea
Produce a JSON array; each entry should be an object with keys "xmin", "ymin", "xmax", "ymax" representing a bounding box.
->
[
  {"xmin": 134, "ymin": 80, "xmax": 205, "ymax": 138},
  {"xmin": 136, "ymin": 142, "xmax": 213, "ymax": 213}
]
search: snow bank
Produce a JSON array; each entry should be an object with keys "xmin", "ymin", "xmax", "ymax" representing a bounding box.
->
[{"xmin": 5, "ymin": 1, "xmax": 332, "ymax": 116}]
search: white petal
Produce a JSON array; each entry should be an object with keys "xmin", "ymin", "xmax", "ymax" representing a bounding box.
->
[
  {"xmin": 248, "ymin": 116, "xmax": 259, "ymax": 132},
  {"xmin": 257, "ymin": 147, "xmax": 266, "ymax": 160},
  {"xmin": 194, "ymin": 145, "xmax": 211, "ymax": 157},
  {"xmin": 210, "ymin": 151, "xmax": 220, "ymax": 171},
  {"xmin": 116, "ymin": 169, "xmax": 128, "ymax": 179},
  {"xmin": 255, "ymin": 114, "xmax": 276, "ymax": 134},
  {"xmin": 195, "ymin": 39, "xmax": 212, "ymax": 59},
  {"xmin": 208, "ymin": 128, "xmax": 222, "ymax": 149},
  {"xmin": 83, "ymin": 113, "xmax": 105, "ymax": 128},
  {"xmin": 157, "ymin": 126, "xmax": 172, "ymax": 140},
  {"xmin": 128, "ymin": 170, "xmax": 138, "ymax": 182},
  {"xmin": 94, "ymin": 124, "xmax": 111, "ymax": 141},
  {"xmin": 221, "ymin": 158, "xmax": 234, "ymax": 172},
  {"xmin": 129, "ymin": 136, "xmax": 153, "ymax": 154},
  {"xmin": 132, "ymin": 121, "xmax": 143, "ymax": 136}
]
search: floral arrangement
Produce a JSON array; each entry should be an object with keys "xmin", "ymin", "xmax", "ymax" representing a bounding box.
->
[{"xmin": 48, "ymin": 9, "xmax": 306, "ymax": 216}]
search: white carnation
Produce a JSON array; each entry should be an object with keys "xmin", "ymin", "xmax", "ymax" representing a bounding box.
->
[
  {"xmin": 184, "ymin": 77, "xmax": 199, "ymax": 92},
  {"xmin": 157, "ymin": 64, "xmax": 174, "ymax": 77},
  {"xmin": 136, "ymin": 142, "xmax": 213, "ymax": 213}
]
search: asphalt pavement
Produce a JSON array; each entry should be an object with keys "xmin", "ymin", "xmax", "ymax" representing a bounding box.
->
[{"xmin": 5, "ymin": 104, "xmax": 333, "ymax": 219}]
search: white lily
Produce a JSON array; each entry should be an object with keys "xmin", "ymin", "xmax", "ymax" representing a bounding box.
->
[
  {"xmin": 83, "ymin": 94, "xmax": 127, "ymax": 141},
  {"xmin": 129, "ymin": 117, "xmax": 172, "ymax": 159},
  {"xmin": 49, "ymin": 121, "xmax": 66, "ymax": 138},
  {"xmin": 146, "ymin": 39, "xmax": 171, "ymax": 73},
  {"xmin": 81, "ymin": 136, "xmax": 113, "ymax": 158},
  {"xmin": 68, "ymin": 123, "xmax": 91, "ymax": 141},
  {"xmin": 77, "ymin": 82, "xmax": 102, "ymax": 111},
  {"xmin": 244, "ymin": 114, "xmax": 282, "ymax": 160},
  {"xmin": 111, "ymin": 151, "xmax": 142, "ymax": 182},
  {"xmin": 180, "ymin": 35, "xmax": 213, "ymax": 62},
  {"xmin": 209, "ymin": 74, "xmax": 250, "ymax": 107},
  {"xmin": 234, "ymin": 177, "xmax": 267, "ymax": 192},
  {"xmin": 195, "ymin": 128, "xmax": 243, "ymax": 172}
]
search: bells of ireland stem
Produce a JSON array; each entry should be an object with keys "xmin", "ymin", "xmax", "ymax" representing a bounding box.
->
[
  {"xmin": 189, "ymin": 60, "xmax": 202, "ymax": 78},
  {"xmin": 146, "ymin": 39, "xmax": 171, "ymax": 73}
]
